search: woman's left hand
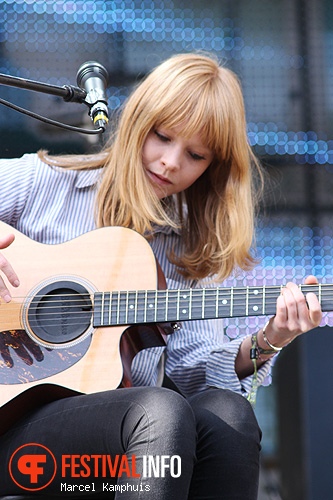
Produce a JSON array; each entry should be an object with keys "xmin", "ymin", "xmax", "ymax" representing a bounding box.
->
[{"xmin": 265, "ymin": 274, "xmax": 322, "ymax": 348}]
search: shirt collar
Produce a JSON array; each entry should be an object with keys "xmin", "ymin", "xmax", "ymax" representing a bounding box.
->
[
  {"xmin": 74, "ymin": 168, "xmax": 102, "ymax": 189},
  {"xmin": 151, "ymin": 224, "xmax": 181, "ymax": 236}
]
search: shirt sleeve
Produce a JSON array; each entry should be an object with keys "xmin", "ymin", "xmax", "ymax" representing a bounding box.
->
[
  {"xmin": 0, "ymin": 154, "xmax": 37, "ymax": 224},
  {"xmin": 205, "ymin": 334, "xmax": 273, "ymax": 396}
]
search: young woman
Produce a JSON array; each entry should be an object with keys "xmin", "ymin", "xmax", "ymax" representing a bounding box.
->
[{"xmin": 0, "ymin": 53, "xmax": 322, "ymax": 499}]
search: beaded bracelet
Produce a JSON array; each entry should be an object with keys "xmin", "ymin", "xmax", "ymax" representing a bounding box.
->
[
  {"xmin": 248, "ymin": 334, "xmax": 259, "ymax": 406},
  {"xmin": 248, "ymin": 327, "xmax": 283, "ymax": 406}
]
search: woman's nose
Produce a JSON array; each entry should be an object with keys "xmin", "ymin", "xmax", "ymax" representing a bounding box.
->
[{"xmin": 161, "ymin": 146, "xmax": 181, "ymax": 170}]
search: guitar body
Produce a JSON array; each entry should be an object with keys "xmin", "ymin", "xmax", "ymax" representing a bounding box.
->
[{"xmin": 0, "ymin": 222, "xmax": 164, "ymax": 434}]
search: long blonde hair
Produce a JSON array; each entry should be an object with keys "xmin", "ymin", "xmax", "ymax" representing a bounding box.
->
[{"xmin": 39, "ymin": 52, "xmax": 263, "ymax": 281}]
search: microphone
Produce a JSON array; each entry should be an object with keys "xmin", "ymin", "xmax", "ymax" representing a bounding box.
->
[{"xmin": 76, "ymin": 61, "xmax": 109, "ymax": 131}]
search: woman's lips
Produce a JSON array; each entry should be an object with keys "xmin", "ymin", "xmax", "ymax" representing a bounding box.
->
[{"xmin": 147, "ymin": 171, "xmax": 172, "ymax": 185}]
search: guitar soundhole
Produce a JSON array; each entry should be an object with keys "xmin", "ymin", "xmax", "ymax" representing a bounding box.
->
[{"xmin": 27, "ymin": 280, "xmax": 93, "ymax": 345}]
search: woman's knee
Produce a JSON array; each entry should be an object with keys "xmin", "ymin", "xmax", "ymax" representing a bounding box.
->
[
  {"xmin": 126, "ymin": 386, "xmax": 194, "ymax": 423},
  {"xmin": 187, "ymin": 390, "xmax": 261, "ymax": 499},
  {"xmin": 188, "ymin": 388, "xmax": 261, "ymax": 442},
  {"xmin": 121, "ymin": 387, "xmax": 197, "ymax": 454}
]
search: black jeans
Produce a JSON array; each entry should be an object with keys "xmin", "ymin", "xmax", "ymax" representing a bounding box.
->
[{"xmin": 0, "ymin": 387, "xmax": 261, "ymax": 499}]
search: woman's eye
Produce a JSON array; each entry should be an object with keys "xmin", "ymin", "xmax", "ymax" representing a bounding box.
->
[
  {"xmin": 154, "ymin": 130, "xmax": 169, "ymax": 142},
  {"xmin": 190, "ymin": 152, "xmax": 205, "ymax": 161}
]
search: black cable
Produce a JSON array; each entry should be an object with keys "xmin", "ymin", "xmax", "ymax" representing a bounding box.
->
[{"xmin": 0, "ymin": 97, "xmax": 104, "ymax": 135}]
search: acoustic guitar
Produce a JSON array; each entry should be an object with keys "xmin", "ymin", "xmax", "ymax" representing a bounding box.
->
[{"xmin": 0, "ymin": 221, "xmax": 330, "ymax": 434}]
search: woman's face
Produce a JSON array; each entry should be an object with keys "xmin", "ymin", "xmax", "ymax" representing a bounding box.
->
[{"xmin": 142, "ymin": 125, "xmax": 214, "ymax": 199}]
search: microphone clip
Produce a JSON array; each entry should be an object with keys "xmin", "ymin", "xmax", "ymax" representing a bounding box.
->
[{"xmin": 77, "ymin": 61, "xmax": 109, "ymax": 132}]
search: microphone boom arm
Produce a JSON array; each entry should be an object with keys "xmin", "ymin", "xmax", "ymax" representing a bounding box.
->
[{"xmin": 0, "ymin": 72, "xmax": 87, "ymax": 103}]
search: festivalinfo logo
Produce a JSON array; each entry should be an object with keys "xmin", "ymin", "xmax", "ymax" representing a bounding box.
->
[{"xmin": 9, "ymin": 442, "xmax": 181, "ymax": 494}]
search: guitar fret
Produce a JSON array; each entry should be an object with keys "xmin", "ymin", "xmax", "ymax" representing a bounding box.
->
[
  {"xmin": 179, "ymin": 290, "xmax": 190, "ymax": 320},
  {"xmin": 177, "ymin": 290, "xmax": 180, "ymax": 321},
  {"xmin": 108, "ymin": 291, "xmax": 112, "ymax": 325},
  {"xmin": 191, "ymin": 290, "xmax": 201, "ymax": 320},
  {"xmin": 125, "ymin": 291, "xmax": 129, "ymax": 324},
  {"xmin": 155, "ymin": 290, "xmax": 166, "ymax": 322},
  {"xmin": 154, "ymin": 290, "xmax": 158, "ymax": 323},
  {"xmin": 218, "ymin": 289, "xmax": 230, "ymax": 318},
  {"xmin": 230, "ymin": 288, "xmax": 234, "ymax": 316},
  {"xmin": 144, "ymin": 291, "xmax": 147, "ymax": 323},
  {"xmin": 122, "ymin": 292, "xmax": 128, "ymax": 324},
  {"xmin": 146, "ymin": 290, "xmax": 156, "ymax": 322},
  {"xmin": 101, "ymin": 292, "xmax": 105, "ymax": 325},
  {"xmin": 126, "ymin": 291, "xmax": 136, "ymax": 324},
  {"xmin": 110, "ymin": 291, "xmax": 116, "ymax": 325},
  {"xmin": 136, "ymin": 291, "xmax": 145, "ymax": 323},
  {"xmin": 189, "ymin": 289, "xmax": 193, "ymax": 320},
  {"xmin": 120, "ymin": 292, "xmax": 127, "ymax": 324},
  {"xmin": 203, "ymin": 288, "xmax": 217, "ymax": 319},
  {"xmin": 107, "ymin": 292, "xmax": 112, "ymax": 325},
  {"xmin": 247, "ymin": 287, "xmax": 261, "ymax": 316},
  {"xmin": 103, "ymin": 292, "xmax": 111, "ymax": 326},
  {"xmin": 232, "ymin": 288, "xmax": 244, "ymax": 317},
  {"xmin": 116, "ymin": 292, "xmax": 120, "ymax": 325},
  {"xmin": 202, "ymin": 289, "xmax": 205, "ymax": 319},
  {"xmin": 163, "ymin": 290, "xmax": 167, "ymax": 322},
  {"xmin": 128, "ymin": 291, "xmax": 132, "ymax": 324},
  {"xmin": 135, "ymin": 290, "xmax": 138, "ymax": 324},
  {"xmin": 169, "ymin": 290, "xmax": 178, "ymax": 321}
]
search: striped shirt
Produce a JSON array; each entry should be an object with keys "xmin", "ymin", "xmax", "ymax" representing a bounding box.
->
[{"xmin": 0, "ymin": 153, "xmax": 271, "ymax": 397}]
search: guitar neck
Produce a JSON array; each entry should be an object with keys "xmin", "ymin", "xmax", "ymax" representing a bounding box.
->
[{"xmin": 93, "ymin": 283, "xmax": 333, "ymax": 327}]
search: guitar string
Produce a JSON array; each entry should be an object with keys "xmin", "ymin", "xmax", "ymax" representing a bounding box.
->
[
  {"xmin": 3, "ymin": 283, "xmax": 332, "ymax": 303},
  {"xmin": 3, "ymin": 289, "xmax": 332, "ymax": 314},
  {"xmin": 3, "ymin": 312, "xmax": 333, "ymax": 330},
  {"xmin": 2, "ymin": 285, "xmax": 333, "ymax": 311},
  {"xmin": 2, "ymin": 286, "xmax": 333, "ymax": 330}
]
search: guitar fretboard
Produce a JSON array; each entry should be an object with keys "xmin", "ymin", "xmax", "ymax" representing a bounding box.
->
[{"xmin": 93, "ymin": 284, "xmax": 333, "ymax": 327}]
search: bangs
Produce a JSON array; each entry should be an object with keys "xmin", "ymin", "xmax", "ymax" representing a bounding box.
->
[{"xmin": 152, "ymin": 78, "xmax": 228, "ymax": 157}]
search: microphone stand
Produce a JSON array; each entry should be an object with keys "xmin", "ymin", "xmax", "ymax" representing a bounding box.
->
[
  {"xmin": 0, "ymin": 72, "xmax": 86, "ymax": 103},
  {"xmin": 0, "ymin": 71, "xmax": 105, "ymax": 134}
]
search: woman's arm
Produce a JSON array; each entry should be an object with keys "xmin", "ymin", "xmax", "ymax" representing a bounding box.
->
[{"xmin": 235, "ymin": 275, "xmax": 322, "ymax": 379}]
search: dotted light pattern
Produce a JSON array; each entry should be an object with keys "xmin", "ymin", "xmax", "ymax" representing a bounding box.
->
[
  {"xmin": 247, "ymin": 123, "xmax": 333, "ymax": 165},
  {"xmin": 1, "ymin": 0, "xmax": 333, "ymax": 165},
  {"xmin": 0, "ymin": 0, "xmax": 307, "ymax": 68},
  {"xmin": 0, "ymin": 1, "xmax": 248, "ymax": 52}
]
